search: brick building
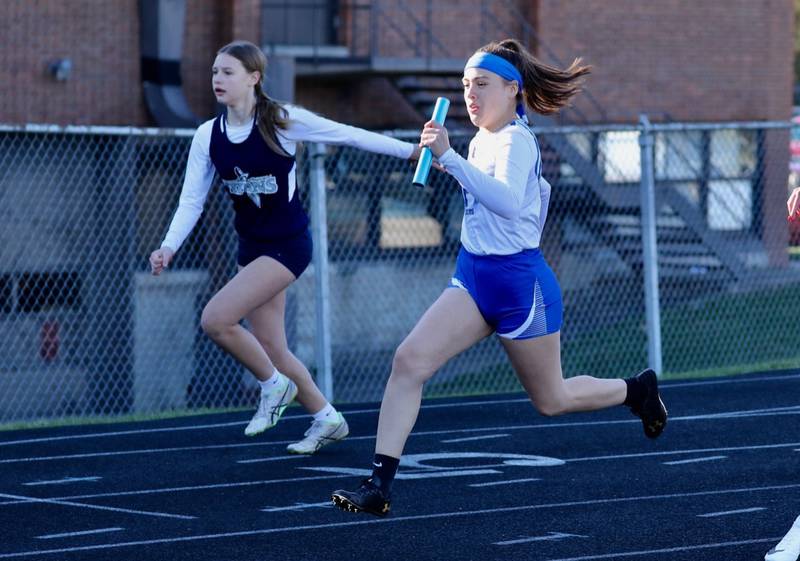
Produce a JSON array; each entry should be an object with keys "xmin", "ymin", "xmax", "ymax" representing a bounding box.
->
[{"xmin": 0, "ymin": 1, "xmax": 793, "ymax": 127}]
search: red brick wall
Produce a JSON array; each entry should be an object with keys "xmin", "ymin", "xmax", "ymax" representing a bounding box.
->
[
  {"xmin": 0, "ymin": 1, "xmax": 147, "ymax": 125},
  {"xmin": 0, "ymin": 1, "xmax": 793, "ymax": 126},
  {"xmin": 183, "ymin": 0, "xmax": 229, "ymax": 120},
  {"xmin": 534, "ymin": 0, "xmax": 794, "ymax": 123}
]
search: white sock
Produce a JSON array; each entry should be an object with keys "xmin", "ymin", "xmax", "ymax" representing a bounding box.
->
[
  {"xmin": 258, "ymin": 369, "xmax": 282, "ymax": 392},
  {"xmin": 312, "ymin": 403, "xmax": 337, "ymax": 422}
]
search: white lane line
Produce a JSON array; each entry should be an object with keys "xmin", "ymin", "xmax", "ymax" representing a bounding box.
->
[
  {"xmin": 698, "ymin": 507, "xmax": 765, "ymax": 517},
  {"xmin": 442, "ymin": 434, "xmax": 509, "ymax": 443},
  {"xmin": 545, "ymin": 537, "xmax": 782, "ymax": 560},
  {"xmin": 261, "ymin": 501, "xmax": 332, "ymax": 513},
  {"xmin": 470, "ymin": 478, "xmax": 541, "ymax": 488},
  {"xmin": 0, "ymin": 397, "xmax": 531, "ymax": 447},
  {"xmin": 495, "ymin": 532, "xmax": 587, "ymax": 545},
  {"xmin": 566, "ymin": 441, "xmax": 800, "ymax": 463},
  {"xmin": 299, "ymin": 466, "xmax": 502, "ymax": 480},
  {"xmin": 0, "ymin": 474, "xmax": 357, "ymax": 505},
  {"xmin": 36, "ymin": 528, "xmax": 123, "ymax": 540},
  {"xmin": 236, "ymin": 455, "xmax": 306, "ymax": 464},
  {"xmin": 0, "ymin": 484, "xmax": 793, "ymax": 559},
  {"xmin": 663, "ymin": 455, "xmax": 727, "ymax": 465},
  {"xmin": 4, "ymin": 441, "xmax": 798, "ymax": 506},
  {"xmin": 0, "ymin": 492, "xmax": 195, "ymax": 520},
  {"xmin": 24, "ymin": 477, "xmax": 102, "ymax": 486},
  {"xmin": 5, "ymin": 408, "xmax": 800, "ymax": 465},
  {"xmin": 2, "ymin": 371, "xmax": 796, "ymax": 448}
]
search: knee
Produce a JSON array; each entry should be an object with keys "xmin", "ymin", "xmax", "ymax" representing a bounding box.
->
[
  {"xmin": 390, "ymin": 342, "xmax": 433, "ymax": 386},
  {"xmin": 534, "ymin": 395, "xmax": 570, "ymax": 417},
  {"xmin": 200, "ymin": 307, "xmax": 230, "ymax": 339}
]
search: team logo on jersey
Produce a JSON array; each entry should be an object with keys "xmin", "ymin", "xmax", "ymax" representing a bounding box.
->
[{"xmin": 222, "ymin": 166, "xmax": 278, "ymax": 208}]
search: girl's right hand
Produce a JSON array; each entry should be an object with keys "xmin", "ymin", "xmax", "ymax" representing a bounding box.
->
[
  {"xmin": 789, "ymin": 187, "xmax": 800, "ymax": 220},
  {"xmin": 149, "ymin": 246, "xmax": 175, "ymax": 276}
]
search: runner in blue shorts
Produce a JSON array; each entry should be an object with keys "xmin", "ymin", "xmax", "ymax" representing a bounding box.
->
[
  {"xmin": 333, "ymin": 38, "xmax": 668, "ymax": 517},
  {"xmin": 762, "ymin": 189, "xmax": 800, "ymax": 561},
  {"xmin": 148, "ymin": 41, "xmax": 420, "ymax": 455}
]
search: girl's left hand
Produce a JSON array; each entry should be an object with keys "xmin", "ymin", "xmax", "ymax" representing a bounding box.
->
[{"xmin": 420, "ymin": 120, "xmax": 450, "ymax": 158}]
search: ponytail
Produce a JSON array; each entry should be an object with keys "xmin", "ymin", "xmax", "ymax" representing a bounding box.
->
[
  {"xmin": 479, "ymin": 39, "xmax": 591, "ymax": 115},
  {"xmin": 254, "ymin": 81, "xmax": 290, "ymax": 156}
]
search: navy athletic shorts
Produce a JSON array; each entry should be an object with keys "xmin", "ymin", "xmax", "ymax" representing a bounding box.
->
[{"xmin": 237, "ymin": 228, "xmax": 313, "ymax": 279}]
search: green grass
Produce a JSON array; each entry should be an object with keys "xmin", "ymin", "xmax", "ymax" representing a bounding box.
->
[
  {"xmin": 428, "ymin": 283, "xmax": 800, "ymax": 395},
  {"xmin": 565, "ymin": 283, "xmax": 800, "ymax": 378},
  {"xmin": 4, "ymin": 284, "xmax": 799, "ymax": 431},
  {"xmin": 0, "ymin": 406, "xmax": 249, "ymax": 433}
]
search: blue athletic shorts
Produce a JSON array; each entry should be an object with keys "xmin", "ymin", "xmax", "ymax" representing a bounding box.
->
[
  {"xmin": 448, "ymin": 247, "xmax": 563, "ymax": 339},
  {"xmin": 237, "ymin": 228, "xmax": 313, "ymax": 279}
]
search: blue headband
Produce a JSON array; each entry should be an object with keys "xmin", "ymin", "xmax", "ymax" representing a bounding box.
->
[{"xmin": 464, "ymin": 52, "xmax": 526, "ymax": 118}]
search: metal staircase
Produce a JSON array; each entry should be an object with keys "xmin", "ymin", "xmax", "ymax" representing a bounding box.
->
[{"xmin": 268, "ymin": 0, "xmax": 756, "ymax": 289}]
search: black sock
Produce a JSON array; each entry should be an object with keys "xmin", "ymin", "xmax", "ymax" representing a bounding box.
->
[
  {"xmin": 370, "ymin": 454, "xmax": 400, "ymax": 493},
  {"xmin": 623, "ymin": 376, "xmax": 646, "ymax": 407}
]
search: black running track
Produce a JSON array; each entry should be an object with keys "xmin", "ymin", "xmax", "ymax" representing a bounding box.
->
[{"xmin": 1, "ymin": 370, "xmax": 799, "ymax": 561}]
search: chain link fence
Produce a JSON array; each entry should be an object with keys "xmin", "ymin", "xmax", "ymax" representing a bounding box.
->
[{"xmin": 0, "ymin": 120, "xmax": 797, "ymax": 425}]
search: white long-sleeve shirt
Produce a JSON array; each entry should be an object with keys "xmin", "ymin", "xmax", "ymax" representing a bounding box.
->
[
  {"xmin": 161, "ymin": 104, "xmax": 415, "ymax": 252},
  {"xmin": 438, "ymin": 119, "xmax": 551, "ymax": 255}
]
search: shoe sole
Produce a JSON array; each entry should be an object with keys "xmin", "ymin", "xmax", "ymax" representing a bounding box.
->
[
  {"xmin": 643, "ymin": 395, "xmax": 667, "ymax": 438},
  {"xmin": 331, "ymin": 493, "xmax": 389, "ymax": 517},
  {"xmin": 244, "ymin": 381, "xmax": 299, "ymax": 437},
  {"xmin": 641, "ymin": 372, "xmax": 668, "ymax": 438}
]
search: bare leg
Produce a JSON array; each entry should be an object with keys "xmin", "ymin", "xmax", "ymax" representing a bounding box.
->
[
  {"xmin": 200, "ymin": 256, "xmax": 294, "ymax": 382},
  {"xmin": 500, "ymin": 331, "xmax": 626, "ymax": 416},
  {"xmin": 375, "ymin": 288, "xmax": 493, "ymax": 458},
  {"xmin": 246, "ymin": 289, "xmax": 327, "ymax": 414}
]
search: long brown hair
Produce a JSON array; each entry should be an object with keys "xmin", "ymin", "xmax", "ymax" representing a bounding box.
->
[
  {"xmin": 478, "ymin": 39, "xmax": 591, "ymax": 115},
  {"xmin": 217, "ymin": 40, "xmax": 290, "ymax": 155}
]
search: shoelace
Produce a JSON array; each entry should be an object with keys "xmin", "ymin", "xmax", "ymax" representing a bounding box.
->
[
  {"xmin": 303, "ymin": 419, "xmax": 336, "ymax": 439},
  {"xmin": 256, "ymin": 380, "xmax": 287, "ymax": 418}
]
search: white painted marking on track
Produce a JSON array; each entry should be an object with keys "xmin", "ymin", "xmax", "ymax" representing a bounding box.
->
[
  {"xmin": 6, "ymin": 402, "xmax": 800, "ymax": 464},
  {"xmin": 24, "ymin": 476, "xmax": 101, "ymax": 486},
  {"xmin": 442, "ymin": 434, "xmax": 509, "ymax": 443},
  {"xmin": 1, "ymin": 371, "xmax": 795, "ymax": 448},
  {"xmin": 261, "ymin": 501, "xmax": 332, "ymax": 513},
  {"xmin": 544, "ymin": 537, "xmax": 783, "ymax": 560},
  {"xmin": 299, "ymin": 466, "xmax": 502, "ymax": 480},
  {"xmin": 470, "ymin": 478, "xmax": 541, "ymax": 488},
  {"xmin": 663, "ymin": 455, "xmax": 727, "ymax": 465},
  {"xmin": 494, "ymin": 532, "xmax": 587, "ymax": 545},
  {"xmin": 697, "ymin": 507, "xmax": 765, "ymax": 517},
  {"xmin": 0, "ymin": 492, "xmax": 195, "ymax": 520},
  {"xmin": 565, "ymin": 442, "xmax": 800, "ymax": 463},
  {"xmin": 0, "ymin": 485, "xmax": 793, "ymax": 559},
  {"xmin": 4, "ymin": 441, "xmax": 799, "ymax": 507},
  {"xmin": 236, "ymin": 455, "xmax": 306, "ymax": 464},
  {"xmin": 0, "ymin": 474, "xmax": 358, "ymax": 505},
  {"xmin": 36, "ymin": 528, "xmax": 123, "ymax": 540},
  {"xmin": 3, "ymin": 405, "xmax": 800, "ymax": 464}
]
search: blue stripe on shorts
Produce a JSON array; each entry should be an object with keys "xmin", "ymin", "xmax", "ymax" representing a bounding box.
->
[{"xmin": 448, "ymin": 247, "xmax": 562, "ymax": 340}]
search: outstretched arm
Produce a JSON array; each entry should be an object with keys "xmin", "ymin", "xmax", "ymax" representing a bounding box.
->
[{"xmin": 280, "ymin": 105, "xmax": 417, "ymax": 160}]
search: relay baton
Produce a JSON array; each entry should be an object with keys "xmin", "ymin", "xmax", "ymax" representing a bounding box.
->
[{"xmin": 412, "ymin": 97, "xmax": 450, "ymax": 187}]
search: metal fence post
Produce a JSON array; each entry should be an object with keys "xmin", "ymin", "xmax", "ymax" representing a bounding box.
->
[
  {"xmin": 638, "ymin": 115, "xmax": 663, "ymax": 375},
  {"xmin": 308, "ymin": 142, "xmax": 334, "ymax": 401}
]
